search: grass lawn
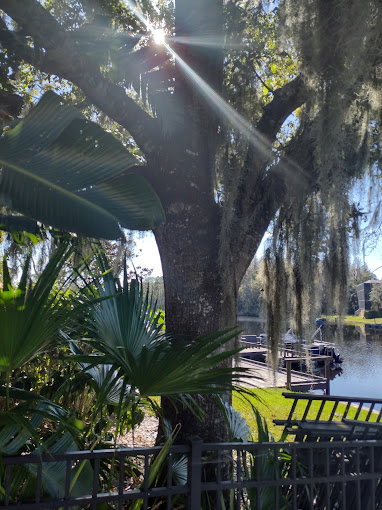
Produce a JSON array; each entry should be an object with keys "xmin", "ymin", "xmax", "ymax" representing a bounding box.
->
[
  {"xmin": 233, "ymin": 388, "xmax": 379, "ymax": 441},
  {"xmin": 325, "ymin": 315, "xmax": 382, "ymax": 325}
]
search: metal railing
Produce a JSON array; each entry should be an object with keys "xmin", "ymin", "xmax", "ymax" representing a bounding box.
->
[{"xmin": 2, "ymin": 437, "xmax": 382, "ymax": 509}]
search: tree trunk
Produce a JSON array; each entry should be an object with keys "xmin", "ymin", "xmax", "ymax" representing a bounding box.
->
[
  {"xmin": 154, "ymin": 159, "xmax": 238, "ymax": 443},
  {"xmin": 149, "ymin": 0, "xmax": 241, "ymax": 444}
]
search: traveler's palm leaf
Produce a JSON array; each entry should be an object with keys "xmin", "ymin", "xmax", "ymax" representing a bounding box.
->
[{"xmin": 0, "ymin": 91, "xmax": 165, "ymax": 238}]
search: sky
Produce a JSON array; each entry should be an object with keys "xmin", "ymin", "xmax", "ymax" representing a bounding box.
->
[
  {"xmin": 132, "ymin": 233, "xmax": 163, "ymax": 276},
  {"xmin": 363, "ymin": 245, "xmax": 382, "ymax": 278},
  {"xmin": 134, "ymin": 232, "xmax": 382, "ymax": 280}
]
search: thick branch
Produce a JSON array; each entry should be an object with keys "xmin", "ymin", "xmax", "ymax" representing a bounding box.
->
[
  {"xmin": 243, "ymin": 76, "xmax": 309, "ymax": 197},
  {"xmin": 0, "ymin": 0, "xmax": 160, "ymax": 157},
  {"xmin": 233, "ymin": 122, "xmax": 316, "ymax": 287},
  {"xmin": 256, "ymin": 75, "xmax": 308, "ymax": 139},
  {"xmin": 223, "ymin": 76, "xmax": 310, "ymax": 286}
]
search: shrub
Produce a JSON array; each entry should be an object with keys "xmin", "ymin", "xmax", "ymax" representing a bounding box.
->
[{"xmin": 364, "ymin": 310, "xmax": 382, "ymax": 319}]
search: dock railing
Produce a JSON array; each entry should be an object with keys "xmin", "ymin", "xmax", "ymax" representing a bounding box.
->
[{"xmin": 241, "ymin": 337, "xmax": 332, "ymax": 392}]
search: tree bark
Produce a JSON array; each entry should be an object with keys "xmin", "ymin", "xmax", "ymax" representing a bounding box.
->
[{"xmin": 155, "ymin": 215, "xmax": 238, "ymax": 442}]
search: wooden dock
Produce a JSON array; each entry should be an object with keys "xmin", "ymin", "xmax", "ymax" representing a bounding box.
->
[{"xmin": 238, "ymin": 358, "xmax": 329, "ymax": 392}]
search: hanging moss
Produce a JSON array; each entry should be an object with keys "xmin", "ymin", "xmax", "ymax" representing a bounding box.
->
[{"xmin": 254, "ymin": 0, "xmax": 382, "ymax": 347}]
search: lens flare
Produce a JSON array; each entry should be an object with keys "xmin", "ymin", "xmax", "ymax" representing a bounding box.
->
[
  {"xmin": 122, "ymin": 0, "xmax": 304, "ymax": 181},
  {"xmin": 153, "ymin": 28, "xmax": 165, "ymax": 45}
]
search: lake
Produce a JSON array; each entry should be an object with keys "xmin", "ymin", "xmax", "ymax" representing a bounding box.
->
[{"xmin": 238, "ymin": 317, "xmax": 382, "ymax": 400}]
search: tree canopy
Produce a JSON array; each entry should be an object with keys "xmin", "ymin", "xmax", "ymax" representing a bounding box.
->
[
  {"xmin": 1, "ymin": 0, "xmax": 382, "ymax": 441},
  {"xmin": 370, "ymin": 284, "xmax": 382, "ymax": 310}
]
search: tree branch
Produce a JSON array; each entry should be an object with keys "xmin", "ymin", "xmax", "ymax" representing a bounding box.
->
[
  {"xmin": 256, "ymin": 75, "xmax": 308, "ymax": 139},
  {"xmin": 222, "ymin": 76, "xmax": 310, "ymax": 285},
  {"xmin": 0, "ymin": 0, "xmax": 161, "ymax": 156}
]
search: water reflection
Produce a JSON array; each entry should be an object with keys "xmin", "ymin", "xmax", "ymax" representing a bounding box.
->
[{"xmin": 238, "ymin": 318, "xmax": 382, "ymax": 400}]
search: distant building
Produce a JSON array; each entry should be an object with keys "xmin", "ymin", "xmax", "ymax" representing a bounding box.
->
[{"xmin": 356, "ymin": 280, "xmax": 382, "ymax": 311}]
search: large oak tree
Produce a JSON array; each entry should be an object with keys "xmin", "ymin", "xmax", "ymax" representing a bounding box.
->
[{"xmin": 0, "ymin": 0, "xmax": 381, "ymax": 441}]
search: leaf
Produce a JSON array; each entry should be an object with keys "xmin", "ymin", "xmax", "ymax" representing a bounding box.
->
[
  {"xmin": 2, "ymin": 257, "xmax": 11, "ymax": 292},
  {"xmin": 74, "ymin": 256, "xmax": 250, "ymax": 400},
  {"xmin": 0, "ymin": 241, "xmax": 93, "ymax": 373},
  {"xmin": 219, "ymin": 399, "xmax": 251, "ymax": 442},
  {"xmin": 82, "ymin": 171, "xmax": 165, "ymax": 231},
  {"xmin": 130, "ymin": 428, "xmax": 178, "ymax": 510},
  {"xmin": 0, "ymin": 214, "xmax": 39, "ymax": 235},
  {"xmin": 29, "ymin": 432, "xmax": 93, "ymax": 499},
  {"xmin": 0, "ymin": 91, "xmax": 165, "ymax": 238}
]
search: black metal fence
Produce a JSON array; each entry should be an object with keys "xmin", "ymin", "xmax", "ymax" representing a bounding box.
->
[{"xmin": 2, "ymin": 438, "xmax": 382, "ymax": 509}]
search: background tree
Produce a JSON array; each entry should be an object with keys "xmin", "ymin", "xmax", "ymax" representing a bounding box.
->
[
  {"xmin": 369, "ymin": 284, "xmax": 382, "ymax": 311},
  {"xmin": 0, "ymin": 0, "xmax": 381, "ymax": 442},
  {"xmin": 142, "ymin": 276, "xmax": 165, "ymax": 310},
  {"xmin": 237, "ymin": 258, "xmax": 262, "ymax": 317}
]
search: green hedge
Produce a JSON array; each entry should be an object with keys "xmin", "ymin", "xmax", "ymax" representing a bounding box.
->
[{"xmin": 364, "ymin": 310, "xmax": 382, "ymax": 319}]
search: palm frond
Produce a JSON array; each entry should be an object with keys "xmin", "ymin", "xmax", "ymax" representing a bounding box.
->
[
  {"xmin": 73, "ymin": 255, "xmax": 250, "ymax": 398},
  {"xmin": 0, "ymin": 241, "xmax": 92, "ymax": 373}
]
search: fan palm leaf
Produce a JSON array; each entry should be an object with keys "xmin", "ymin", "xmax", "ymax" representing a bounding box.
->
[{"xmin": 71, "ymin": 255, "xmax": 249, "ymax": 401}]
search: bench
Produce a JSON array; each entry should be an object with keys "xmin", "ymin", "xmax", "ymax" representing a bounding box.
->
[
  {"xmin": 273, "ymin": 393, "xmax": 382, "ymax": 508},
  {"xmin": 274, "ymin": 392, "xmax": 382, "ymax": 441}
]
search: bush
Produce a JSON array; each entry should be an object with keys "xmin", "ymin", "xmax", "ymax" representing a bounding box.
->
[{"xmin": 364, "ymin": 310, "xmax": 382, "ymax": 319}]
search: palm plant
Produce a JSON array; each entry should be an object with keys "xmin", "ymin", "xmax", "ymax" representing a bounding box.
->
[
  {"xmin": 70, "ymin": 253, "xmax": 248, "ymax": 439},
  {"xmin": 0, "ymin": 240, "xmax": 97, "ymax": 436},
  {"xmin": 0, "ymin": 242, "xmax": 79, "ymax": 406},
  {"xmin": 0, "ymin": 242, "xmax": 96, "ymax": 502}
]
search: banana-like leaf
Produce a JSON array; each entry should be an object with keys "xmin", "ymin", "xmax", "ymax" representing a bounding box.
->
[
  {"xmin": 0, "ymin": 91, "xmax": 165, "ymax": 238},
  {"xmin": 0, "ymin": 395, "xmax": 91, "ymax": 502},
  {"xmin": 0, "ymin": 411, "xmax": 43, "ymax": 455},
  {"xmin": 28, "ymin": 432, "xmax": 93, "ymax": 499}
]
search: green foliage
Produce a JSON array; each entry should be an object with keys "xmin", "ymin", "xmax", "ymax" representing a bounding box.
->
[
  {"xmin": 72, "ymin": 254, "xmax": 247, "ymax": 397},
  {"xmin": 0, "ymin": 91, "xmax": 165, "ymax": 238},
  {"xmin": 219, "ymin": 397, "xmax": 251, "ymax": 442},
  {"xmin": 237, "ymin": 258, "xmax": 262, "ymax": 316},
  {"xmin": 60, "ymin": 252, "xmax": 251, "ymax": 446},
  {"xmin": 369, "ymin": 284, "xmax": 382, "ymax": 309},
  {"xmin": 223, "ymin": 2, "xmax": 299, "ymax": 116},
  {"xmin": 0, "ymin": 242, "xmax": 77, "ymax": 376},
  {"xmin": 0, "ymin": 398, "xmax": 93, "ymax": 503},
  {"xmin": 0, "ymin": 240, "xmax": 98, "ymax": 502},
  {"xmin": 0, "ymin": 242, "xmax": 101, "ymax": 502},
  {"xmin": 364, "ymin": 310, "xmax": 382, "ymax": 319},
  {"xmin": 0, "ymin": 245, "xmax": 251, "ymax": 503}
]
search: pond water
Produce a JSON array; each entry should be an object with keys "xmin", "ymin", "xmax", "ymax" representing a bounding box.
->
[{"xmin": 238, "ymin": 317, "xmax": 382, "ymax": 400}]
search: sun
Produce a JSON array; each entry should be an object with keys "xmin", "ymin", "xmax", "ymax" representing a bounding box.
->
[{"xmin": 153, "ymin": 28, "xmax": 165, "ymax": 45}]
